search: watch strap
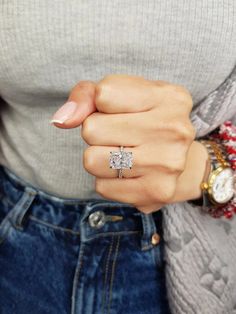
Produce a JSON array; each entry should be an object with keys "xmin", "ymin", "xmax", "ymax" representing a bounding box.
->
[
  {"xmin": 199, "ymin": 140, "xmax": 230, "ymax": 170},
  {"xmin": 189, "ymin": 140, "xmax": 230, "ymax": 210}
]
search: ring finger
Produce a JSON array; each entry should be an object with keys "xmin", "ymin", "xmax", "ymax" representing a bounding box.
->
[{"xmin": 83, "ymin": 145, "xmax": 143, "ymax": 178}]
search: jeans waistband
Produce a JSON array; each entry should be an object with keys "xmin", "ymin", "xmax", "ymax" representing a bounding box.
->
[{"xmin": 0, "ymin": 165, "xmax": 163, "ymax": 250}]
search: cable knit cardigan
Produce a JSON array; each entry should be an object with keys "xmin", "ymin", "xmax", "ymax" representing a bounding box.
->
[{"xmin": 163, "ymin": 65, "xmax": 236, "ymax": 314}]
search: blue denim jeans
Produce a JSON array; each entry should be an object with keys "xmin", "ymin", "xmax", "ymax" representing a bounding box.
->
[{"xmin": 0, "ymin": 164, "xmax": 171, "ymax": 314}]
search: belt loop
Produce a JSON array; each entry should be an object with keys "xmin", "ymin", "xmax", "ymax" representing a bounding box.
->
[
  {"xmin": 140, "ymin": 212, "xmax": 157, "ymax": 251},
  {"xmin": 79, "ymin": 202, "xmax": 93, "ymax": 242},
  {"xmin": 9, "ymin": 186, "xmax": 37, "ymax": 230}
]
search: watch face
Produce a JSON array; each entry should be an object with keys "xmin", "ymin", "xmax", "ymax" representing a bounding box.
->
[{"xmin": 212, "ymin": 168, "xmax": 235, "ymax": 204}]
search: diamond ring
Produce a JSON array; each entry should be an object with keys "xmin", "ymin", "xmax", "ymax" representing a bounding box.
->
[{"xmin": 109, "ymin": 146, "xmax": 133, "ymax": 178}]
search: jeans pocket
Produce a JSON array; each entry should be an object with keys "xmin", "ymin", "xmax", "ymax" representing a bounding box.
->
[{"xmin": 0, "ymin": 187, "xmax": 36, "ymax": 246}]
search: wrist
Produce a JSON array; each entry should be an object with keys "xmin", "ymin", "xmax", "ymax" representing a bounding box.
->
[{"xmin": 173, "ymin": 141, "xmax": 211, "ymax": 203}]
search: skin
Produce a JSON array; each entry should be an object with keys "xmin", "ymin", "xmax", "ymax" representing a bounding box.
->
[{"xmin": 51, "ymin": 74, "xmax": 210, "ymax": 213}]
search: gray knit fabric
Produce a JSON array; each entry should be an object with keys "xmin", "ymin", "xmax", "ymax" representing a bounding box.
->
[
  {"xmin": 0, "ymin": 2, "xmax": 236, "ymax": 313},
  {"xmin": 163, "ymin": 66, "xmax": 236, "ymax": 314}
]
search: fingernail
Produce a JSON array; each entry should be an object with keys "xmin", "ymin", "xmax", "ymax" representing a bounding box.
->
[{"xmin": 50, "ymin": 101, "xmax": 78, "ymax": 124}]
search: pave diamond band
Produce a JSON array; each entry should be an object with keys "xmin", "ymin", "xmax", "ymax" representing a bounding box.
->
[{"xmin": 109, "ymin": 146, "xmax": 133, "ymax": 178}]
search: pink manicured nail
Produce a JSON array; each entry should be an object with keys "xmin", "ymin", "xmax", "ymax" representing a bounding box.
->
[{"xmin": 50, "ymin": 101, "xmax": 78, "ymax": 124}]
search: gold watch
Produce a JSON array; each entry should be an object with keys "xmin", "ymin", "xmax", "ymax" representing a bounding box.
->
[{"xmin": 199, "ymin": 140, "xmax": 234, "ymax": 207}]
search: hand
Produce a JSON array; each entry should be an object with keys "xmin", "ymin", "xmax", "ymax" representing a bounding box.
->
[{"xmin": 51, "ymin": 74, "xmax": 196, "ymax": 213}]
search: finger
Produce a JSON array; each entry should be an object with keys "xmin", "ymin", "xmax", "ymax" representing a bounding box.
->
[
  {"xmin": 82, "ymin": 111, "xmax": 151, "ymax": 146},
  {"xmin": 95, "ymin": 74, "xmax": 159, "ymax": 114},
  {"xmin": 95, "ymin": 177, "xmax": 164, "ymax": 211},
  {"xmin": 83, "ymin": 145, "xmax": 142, "ymax": 178},
  {"xmin": 50, "ymin": 81, "xmax": 96, "ymax": 129},
  {"xmin": 95, "ymin": 177, "xmax": 148, "ymax": 205},
  {"xmin": 84, "ymin": 141, "xmax": 188, "ymax": 179},
  {"xmin": 96, "ymin": 175, "xmax": 176, "ymax": 211},
  {"xmin": 82, "ymin": 109, "xmax": 192, "ymax": 146}
]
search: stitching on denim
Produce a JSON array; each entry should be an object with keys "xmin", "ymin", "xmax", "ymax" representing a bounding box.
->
[
  {"xmin": 140, "ymin": 213, "xmax": 148, "ymax": 248},
  {"xmin": 0, "ymin": 224, "xmax": 12, "ymax": 246},
  {"xmin": 102, "ymin": 235, "xmax": 114, "ymax": 314},
  {"xmin": 141, "ymin": 244, "xmax": 154, "ymax": 251},
  {"xmin": 107, "ymin": 235, "xmax": 120, "ymax": 314},
  {"xmin": 152, "ymin": 243, "xmax": 161, "ymax": 268},
  {"xmin": 71, "ymin": 245, "xmax": 85, "ymax": 314},
  {"xmin": 15, "ymin": 191, "xmax": 36, "ymax": 228},
  {"xmin": 29, "ymin": 215, "xmax": 80, "ymax": 235},
  {"xmin": 140, "ymin": 213, "xmax": 158, "ymax": 250},
  {"xmin": 85, "ymin": 230, "xmax": 141, "ymax": 241},
  {"xmin": 1, "ymin": 197, "xmax": 15, "ymax": 207},
  {"xmin": 29, "ymin": 215, "xmax": 141, "ymax": 238},
  {"xmin": 88, "ymin": 202, "xmax": 135, "ymax": 211},
  {"xmin": 0, "ymin": 191, "xmax": 31, "ymax": 243},
  {"xmin": 12, "ymin": 222, "xmax": 24, "ymax": 231},
  {"xmin": 29, "ymin": 215, "xmax": 143, "ymax": 238},
  {"xmin": 6, "ymin": 188, "xmax": 36, "ymax": 230}
]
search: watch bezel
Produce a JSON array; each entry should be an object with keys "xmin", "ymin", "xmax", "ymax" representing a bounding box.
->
[{"xmin": 208, "ymin": 166, "xmax": 234, "ymax": 205}]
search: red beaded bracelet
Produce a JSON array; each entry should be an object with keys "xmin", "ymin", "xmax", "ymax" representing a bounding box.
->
[{"xmin": 206, "ymin": 121, "xmax": 236, "ymax": 219}]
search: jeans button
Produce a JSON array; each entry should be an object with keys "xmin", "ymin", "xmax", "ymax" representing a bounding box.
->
[
  {"xmin": 151, "ymin": 233, "xmax": 160, "ymax": 246},
  {"xmin": 88, "ymin": 210, "xmax": 106, "ymax": 229}
]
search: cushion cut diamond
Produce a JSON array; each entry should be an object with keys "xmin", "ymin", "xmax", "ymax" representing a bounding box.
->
[{"xmin": 109, "ymin": 151, "xmax": 133, "ymax": 169}]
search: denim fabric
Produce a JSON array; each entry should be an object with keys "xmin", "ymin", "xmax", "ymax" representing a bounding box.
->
[{"xmin": 0, "ymin": 165, "xmax": 171, "ymax": 314}]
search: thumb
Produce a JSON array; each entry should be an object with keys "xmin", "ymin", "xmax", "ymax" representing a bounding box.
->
[{"xmin": 50, "ymin": 81, "xmax": 96, "ymax": 129}]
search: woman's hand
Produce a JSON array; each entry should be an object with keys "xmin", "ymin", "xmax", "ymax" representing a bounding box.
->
[{"xmin": 51, "ymin": 74, "xmax": 198, "ymax": 213}]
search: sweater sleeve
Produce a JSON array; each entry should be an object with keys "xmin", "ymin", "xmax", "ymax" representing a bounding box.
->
[{"xmin": 190, "ymin": 64, "xmax": 236, "ymax": 138}]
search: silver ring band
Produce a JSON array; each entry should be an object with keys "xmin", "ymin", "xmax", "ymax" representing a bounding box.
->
[{"xmin": 118, "ymin": 168, "xmax": 123, "ymax": 179}]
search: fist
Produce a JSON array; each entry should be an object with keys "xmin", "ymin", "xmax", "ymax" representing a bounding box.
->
[{"xmin": 51, "ymin": 75, "xmax": 196, "ymax": 213}]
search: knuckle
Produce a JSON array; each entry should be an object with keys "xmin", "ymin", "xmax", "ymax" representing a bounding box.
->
[
  {"xmin": 173, "ymin": 84, "xmax": 190, "ymax": 96},
  {"xmin": 183, "ymin": 125, "xmax": 196, "ymax": 142},
  {"xmin": 156, "ymin": 82, "xmax": 193, "ymax": 109},
  {"xmin": 188, "ymin": 124, "xmax": 197, "ymax": 140},
  {"xmin": 140, "ymin": 179, "xmax": 157, "ymax": 201},
  {"xmin": 95, "ymin": 179, "xmax": 106, "ymax": 197},
  {"xmin": 142, "ymin": 177, "xmax": 176, "ymax": 205},
  {"xmin": 95, "ymin": 83, "xmax": 104, "ymax": 108},
  {"xmin": 81, "ymin": 116, "xmax": 96, "ymax": 144},
  {"xmin": 173, "ymin": 122, "xmax": 196, "ymax": 142},
  {"xmin": 166, "ymin": 84, "xmax": 193, "ymax": 109},
  {"xmin": 174, "ymin": 84, "xmax": 193, "ymax": 104},
  {"xmin": 158, "ymin": 184, "xmax": 176, "ymax": 204},
  {"xmin": 77, "ymin": 80, "xmax": 93, "ymax": 89},
  {"xmin": 71, "ymin": 80, "xmax": 94, "ymax": 95},
  {"xmin": 177, "ymin": 159, "xmax": 186, "ymax": 173},
  {"xmin": 143, "ymin": 188, "xmax": 158, "ymax": 204},
  {"xmin": 164, "ymin": 161, "xmax": 185, "ymax": 175},
  {"xmin": 95, "ymin": 76, "xmax": 112, "ymax": 110},
  {"xmin": 83, "ymin": 147, "xmax": 95, "ymax": 172}
]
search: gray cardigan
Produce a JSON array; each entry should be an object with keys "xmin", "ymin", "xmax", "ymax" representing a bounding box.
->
[{"xmin": 163, "ymin": 66, "xmax": 236, "ymax": 314}]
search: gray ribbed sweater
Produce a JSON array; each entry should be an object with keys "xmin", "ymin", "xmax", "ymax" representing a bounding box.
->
[{"xmin": 0, "ymin": 1, "xmax": 236, "ymax": 313}]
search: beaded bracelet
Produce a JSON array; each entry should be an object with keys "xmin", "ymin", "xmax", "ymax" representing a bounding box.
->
[{"xmin": 202, "ymin": 121, "xmax": 236, "ymax": 219}]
